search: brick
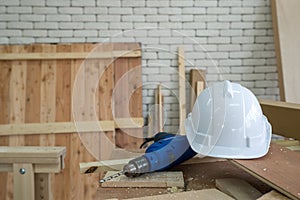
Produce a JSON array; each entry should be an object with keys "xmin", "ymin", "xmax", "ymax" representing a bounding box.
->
[
  {"xmin": 242, "ymin": 14, "xmax": 265, "ymax": 21},
  {"xmin": 97, "ymin": 15, "xmax": 121, "ymax": 22},
  {"xmin": 84, "ymin": 7, "xmax": 107, "ymax": 14},
  {"xmin": 207, "ymin": 67, "xmax": 230, "ymax": 74},
  {"xmin": 219, "ymin": 0, "xmax": 241, "ymax": 7},
  {"xmin": 148, "ymin": 74, "xmax": 171, "ymax": 82},
  {"xmin": 186, "ymin": 52, "xmax": 206, "ymax": 59},
  {"xmin": 242, "ymin": 44, "xmax": 264, "ymax": 51},
  {"xmin": 122, "ymin": 15, "xmax": 145, "ymax": 22},
  {"xmin": 33, "ymin": 7, "xmax": 57, "ymax": 14},
  {"xmin": 123, "ymin": 29, "xmax": 147, "ymax": 37},
  {"xmin": 134, "ymin": 22, "xmax": 158, "ymax": 29},
  {"xmin": 231, "ymin": 66, "xmax": 253, "ymax": 73},
  {"xmin": 170, "ymin": 0, "xmax": 193, "ymax": 7},
  {"xmin": 194, "ymin": 15, "xmax": 217, "ymax": 22},
  {"xmin": 183, "ymin": 22, "xmax": 205, "ymax": 29},
  {"xmin": 266, "ymin": 58, "xmax": 276, "ymax": 65},
  {"xmin": 160, "ymin": 22, "xmax": 182, "ymax": 29},
  {"xmin": 253, "ymin": 51, "xmax": 275, "ymax": 58},
  {"xmin": 148, "ymin": 29, "xmax": 171, "ymax": 37},
  {"xmin": 0, "ymin": 29, "xmax": 22, "ymax": 36},
  {"xmin": 255, "ymin": 7, "xmax": 271, "ymax": 14},
  {"xmin": 0, "ymin": 22, "xmax": 6, "ymax": 29},
  {"xmin": 158, "ymin": 52, "xmax": 175, "ymax": 59},
  {"xmin": 266, "ymin": 73, "xmax": 278, "ymax": 80},
  {"xmin": 232, "ymin": 36, "xmax": 254, "ymax": 44},
  {"xmin": 219, "ymin": 59, "xmax": 242, "ymax": 66},
  {"xmin": 255, "ymin": 36, "xmax": 274, "ymax": 43},
  {"xmin": 187, "ymin": 37, "xmax": 207, "ymax": 44},
  {"xmin": 170, "ymin": 15, "xmax": 193, "ymax": 22},
  {"xmin": 97, "ymin": 0, "xmax": 121, "ymax": 7},
  {"xmin": 7, "ymin": 22, "xmax": 33, "ymax": 29},
  {"xmin": 254, "ymin": 66, "xmax": 276, "ymax": 73},
  {"xmin": 195, "ymin": 44, "xmax": 217, "ymax": 52},
  {"xmin": 231, "ymin": 22, "xmax": 254, "ymax": 29},
  {"xmin": 207, "ymin": 8, "xmax": 230, "ymax": 14},
  {"xmin": 122, "ymin": 0, "xmax": 145, "ymax": 7},
  {"xmin": 265, "ymin": 44, "xmax": 275, "ymax": 50},
  {"xmin": 0, "ymin": 6, "xmax": 5, "ymax": 13},
  {"xmin": 251, "ymin": 88, "xmax": 266, "ymax": 95},
  {"xmin": 243, "ymin": 0, "xmax": 266, "ymax": 7},
  {"xmin": 58, "ymin": 7, "xmax": 83, "ymax": 14},
  {"xmin": 255, "ymin": 22, "xmax": 272, "ymax": 29},
  {"xmin": 172, "ymin": 30, "xmax": 195, "ymax": 37},
  {"xmin": 0, "ymin": 0, "xmax": 18, "ymax": 6},
  {"xmin": 240, "ymin": 81, "xmax": 254, "ymax": 88},
  {"xmin": 142, "ymin": 52, "xmax": 157, "ymax": 59},
  {"xmin": 222, "ymin": 74, "xmax": 242, "ymax": 81},
  {"xmin": 23, "ymin": 30, "xmax": 47, "ymax": 37},
  {"xmin": 46, "ymin": 0, "xmax": 70, "ymax": 6},
  {"xmin": 266, "ymin": 88, "xmax": 279, "ymax": 95},
  {"xmin": 243, "ymin": 59, "xmax": 266, "ymax": 65},
  {"xmin": 195, "ymin": 0, "xmax": 217, "ymax": 7},
  {"xmin": 147, "ymin": 0, "xmax": 169, "ymax": 7},
  {"xmin": 22, "ymin": 14, "xmax": 46, "ymax": 22},
  {"xmin": 220, "ymin": 30, "xmax": 242, "ymax": 36},
  {"xmin": 74, "ymin": 30, "xmax": 97, "ymax": 37},
  {"xmin": 143, "ymin": 67, "xmax": 159, "ymax": 74},
  {"xmin": 72, "ymin": 15, "xmax": 96, "ymax": 22},
  {"xmin": 61, "ymin": 37, "xmax": 86, "ymax": 43},
  {"xmin": 7, "ymin": 6, "xmax": 32, "ymax": 13},
  {"xmin": 206, "ymin": 74, "xmax": 219, "ymax": 81},
  {"xmin": 255, "ymin": 80, "xmax": 277, "ymax": 88},
  {"xmin": 99, "ymin": 30, "xmax": 120, "ymax": 37},
  {"xmin": 134, "ymin": 8, "xmax": 157, "ymax": 15},
  {"xmin": 86, "ymin": 38, "xmax": 106, "ymax": 42},
  {"xmin": 48, "ymin": 30, "xmax": 73, "ymax": 37},
  {"xmin": 21, "ymin": 0, "xmax": 45, "ymax": 6},
  {"xmin": 207, "ymin": 22, "xmax": 230, "ymax": 29},
  {"xmin": 218, "ymin": 15, "xmax": 242, "ymax": 22},
  {"xmin": 84, "ymin": 22, "xmax": 108, "ymax": 29},
  {"xmin": 208, "ymin": 37, "xmax": 230, "ymax": 44},
  {"xmin": 182, "ymin": 7, "xmax": 206, "ymax": 14},
  {"xmin": 35, "ymin": 22, "xmax": 58, "ymax": 29},
  {"xmin": 109, "ymin": 22, "xmax": 133, "ymax": 29},
  {"xmin": 109, "ymin": 7, "xmax": 132, "ymax": 15},
  {"xmin": 72, "ymin": 0, "xmax": 95, "ymax": 6},
  {"xmin": 146, "ymin": 15, "xmax": 168, "ymax": 22},
  {"xmin": 195, "ymin": 59, "xmax": 218, "ymax": 67},
  {"xmin": 231, "ymin": 7, "xmax": 254, "ymax": 14},
  {"xmin": 244, "ymin": 29, "xmax": 267, "ymax": 36},
  {"xmin": 47, "ymin": 14, "xmax": 71, "ymax": 22},
  {"xmin": 207, "ymin": 52, "xmax": 228, "ymax": 59},
  {"xmin": 9, "ymin": 37, "xmax": 35, "ymax": 44},
  {"xmin": 230, "ymin": 51, "xmax": 252, "ymax": 58},
  {"xmin": 36, "ymin": 38, "xmax": 60, "ymax": 43},
  {"xmin": 159, "ymin": 37, "xmax": 183, "ymax": 44},
  {"xmin": 60, "ymin": 22, "xmax": 84, "ymax": 29},
  {"xmin": 0, "ymin": 14, "xmax": 18, "ymax": 21},
  {"xmin": 242, "ymin": 73, "xmax": 265, "ymax": 80}
]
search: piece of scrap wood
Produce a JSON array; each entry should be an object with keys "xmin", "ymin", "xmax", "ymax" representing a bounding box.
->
[
  {"xmin": 216, "ymin": 178, "xmax": 262, "ymax": 200},
  {"xmin": 178, "ymin": 46, "xmax": 186, "ymax": 135},
  {"xmin": 257, "ymin": 190, "xmax": 290, "ymax": 200},
  {"xmin": 231, "ymin": 143, "xmax": 300, "ymax": 200},
  {"xmin": 101, "ymin": 171, "xmax": 184, "ymax": 188},
  {"xmin": 127, "ymin": 189, "xmax": 234, "ymax": 200}
]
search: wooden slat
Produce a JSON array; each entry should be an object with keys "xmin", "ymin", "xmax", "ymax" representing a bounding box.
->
[
  {"xmin": 259, "ymin": 99, "xmax": 300, "ymax": 140},
  {"xmin": 232, "ymin": 143, "xmax": 300, "ymax": 200},
  {"xmin": 215, "ymin": 178, "xmax": 262, "ymax": 200},
  {"xmin": 0, "ymin": 146, "xmax": 66, "ymax": 158},
  {"xmin": 13, "ymin": 163, "xmax": 34, "ymax": 200},
  {"xmin": 271, "ymin": 0, "xmax": 300, "ymax": 103},
  {"xmin": 0, "ymin": 50, "xmax": 141, "ymax": 60},
  {"xmin": 178, "ymin": 47, "xmax": 186, "ymax": 135},
  {"xmin": 101, "ymin": 171, "xmax": 184, "ymax": 188},
  {"xmin": 0, "ymin": 118, "xmax": 143, "ymax": 136},
  {"xmin": 189, "ymin": 69, "xmax": 206, "ymax": 111},
  {"xmin": 127, "ymin": 189, "xmax": 234, "ymax": 200}
]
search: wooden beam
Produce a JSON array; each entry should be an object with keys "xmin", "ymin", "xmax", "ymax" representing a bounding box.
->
[
  {"xmin": 0, "ymin": 118, "xmax": 144, "ymax": 136},
  {"xmin": 13, "ymin": 163, "xmax": 35, "ymax": 200},
  {"xmin": 215, "ymin": 178, "xmax": 262, "ymax": 200},
  {"xmin": 0, "ymin": 50, "xmax": 141, "ymax": 60},
  {"xmin": 189, "ymin": 69, "xmax": 206, "ymax": 111},
  {"xmin": 127, "ymin": 189, "xmax": 234, "ymax": 200},
  {"xmin": 178, "ymin": 47, "xmax": 186, "ymax": 135},
  {"xmin": 259, "ymin": 99, "xmax": 300, "ymax": 140},
  {"xmin": 101, "ymin": 171, "xmax": 184, "ymax": 188},
  {"xmin": 231, "ymin": 143, "xmax": 300, "ymax": 200}
]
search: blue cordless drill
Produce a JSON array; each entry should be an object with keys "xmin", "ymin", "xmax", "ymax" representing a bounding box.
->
[{"xmin": 100, "ymin": 132, "xmax": 197, "ymax": 183}]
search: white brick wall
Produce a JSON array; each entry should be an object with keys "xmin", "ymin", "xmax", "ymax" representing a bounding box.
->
[{"xmin": 0, "ymin": 0, "xmax": 279, "ymax": 134}]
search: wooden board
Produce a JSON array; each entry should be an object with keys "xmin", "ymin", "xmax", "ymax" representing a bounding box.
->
[
  {"xmin": 101, "ymin": 171, "xmax": 184, "ymax": 188},
  {"xmin": 127, "ymin": 189, "xmax": 234, "ymax": 200},
  {"xmin": 259, "ymin": 99, "xmax": 300, "ymax": 140},
  {"xmin": 215, "ymin": 178, "xmax": 262, "ymax": 200},
  {"xmin": 0, "ymin": 43, "xmax": 143, "ymax": 200},
  {"xmin": 178, "ymin": 47, "xmax": 186, "ymax": 135},
  {"xmin": 271, "ymin": 0, "xmax": 300, "ymax": 103},
  {"xmin": 189, "ymin": 69, "xmax": 206, "ymax": 111},
  {"xmin": 232, "ymin": 143, "xmax": 300, "ymax": 200}
]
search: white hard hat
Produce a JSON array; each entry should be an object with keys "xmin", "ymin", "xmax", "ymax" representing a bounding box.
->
[{"xmin": 185, "ymin": 80, "xmax": 271, "ymax": 159}]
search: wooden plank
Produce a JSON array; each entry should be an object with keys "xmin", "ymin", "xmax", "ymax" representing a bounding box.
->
[
  {"xmin": 231, "ymin": 143, "xmax": 300, "ymax": 200},
  {"xmin": 101, "ymin": 171, "xmax": 184, "ymax": 188},
  {"xmin": 127, "ymin": 189, "xmax": 234, "ymax": 200},
  {"xmin": 271, "ymin": 0, "xmax": 300, "ymax": 103},
  {"xmin": 0, "ymin": 50, "xmax": 142, "ymax": 60},
  {"xmin": 189, "ymin": 69, "xmax": 206, "ymax": 111},
  {"xmin": 259, "ymin": 99, "xmax": 300, "ymax": 140},
  {"xmin": 0, "ymin": 146, "xmax": 66, "ymax": 158},
  {"xmin": 0, "ymin": 118, "xmax": 143, "ymax": 136},
  {"xmin": 35, "ymin": 173, "xmax": 51, "ymax": 200},
  {"xmin": 215, "ymin": 178, "xmax": 262, "ymax": 200},
  {"xmin": 13, "ymin": 163, "xmax": 34, "ymax": 200},
  {"xmin": 257, "ymin": 190, "xmax": 290, "ymax": 200},
  {"xmin": 178, "ymin": 47, "xmax": 186, "ymax": 135},
  {"xmin": 157, "ymin": 85, "xmax": 164, "ymax": 132}
]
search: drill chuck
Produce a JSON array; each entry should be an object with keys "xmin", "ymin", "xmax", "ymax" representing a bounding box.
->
[{"xmin": 123, "ymin": 156, "xmax": 150, "ymax": 177}]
